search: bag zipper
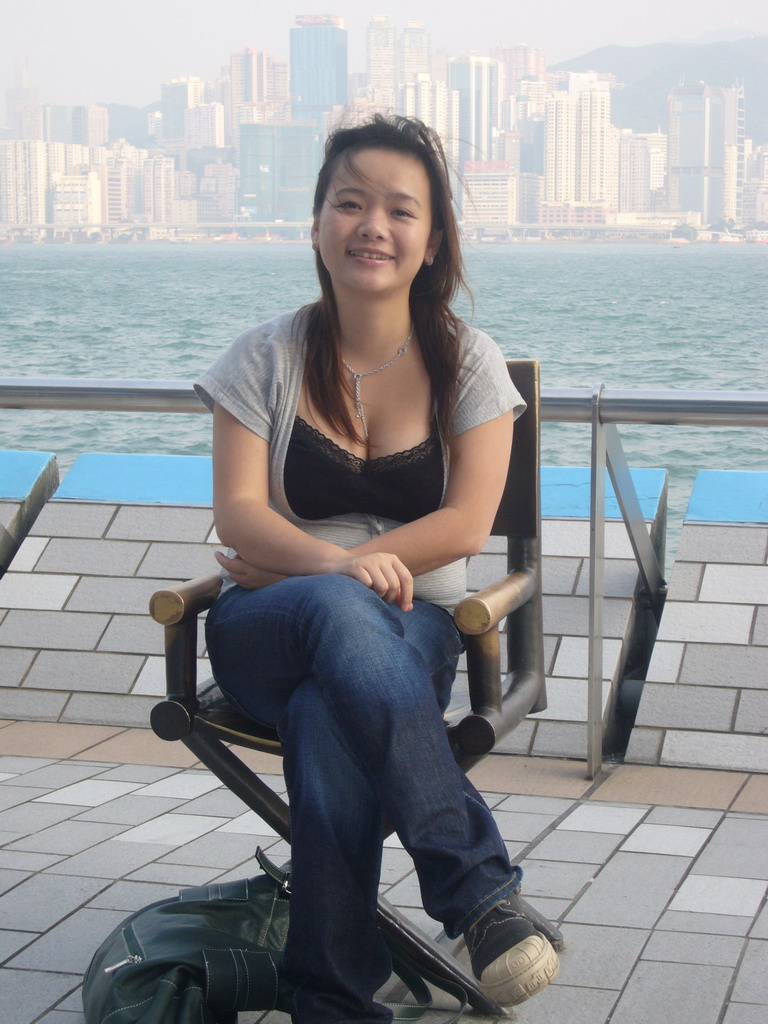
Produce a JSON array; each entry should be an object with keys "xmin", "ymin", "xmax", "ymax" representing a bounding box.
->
[
  {"xmin": 104, "ymin": 954, "xmax": 143, "ymax": 974},
  {"xmin": 103, "ymin": 923, "xmax": 145, "ymax": 974}
]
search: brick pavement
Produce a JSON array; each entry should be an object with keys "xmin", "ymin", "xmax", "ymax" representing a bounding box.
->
[{"xmin": 1, "ymin": 721, "xmax": 766, "ymax": 1024}]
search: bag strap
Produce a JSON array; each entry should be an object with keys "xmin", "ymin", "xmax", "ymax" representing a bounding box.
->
[{"xmin": 387, "ymin": 947, "xmax": 468, "ymax": 1024}]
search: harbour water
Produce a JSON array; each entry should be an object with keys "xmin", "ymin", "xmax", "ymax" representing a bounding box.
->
[{"xmin": 1, "ymin": 241, "xmax": 766, "ymax": 561}]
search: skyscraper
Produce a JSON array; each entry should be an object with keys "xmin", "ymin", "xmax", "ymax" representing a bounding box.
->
[
  {"xmin": 667, "ymin": 82, "xmax": 744, "ymax": 224},
  {"xmin": 290, "ymin": 15, "xmax": 348, "ymax": 127},
  {"xmin": 400, "ymin": 22, "xmax": 430, "ymax": 84},
  {"xmin": 161, "ymin": 78, "xmax": 205, "ymax": 146},
  {"xmin": 239, "ymin": 123, "xmax": 322, "ymax": 220},
  {"xmin": 367, "ymin": 15, "xmax": 397, "ymax": 106},
  {"xmin": 447, "ymin": 56, "xmax": 502, "ymax": 167}
]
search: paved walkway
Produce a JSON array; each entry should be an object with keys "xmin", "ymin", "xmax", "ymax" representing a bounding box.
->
[{"xmin": 1, "ymin": 720, "xmax": 766, "ymax": 1024}]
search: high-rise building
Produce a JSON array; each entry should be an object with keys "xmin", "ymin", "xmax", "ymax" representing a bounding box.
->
[
  {"xmin": 544, "ymin": 92, "xmax": 577, "ymax": 202},
  {"xmin": 576, "ymin": 88, "xmax": 617, "ymax": 206},
  {"xmin": 143, "ymin": 156, "xmax": 176, "ymax": 222},
  {"xmin": 185, "ymin": 103, "xmax": 226, "ymax": 149},
  {"xmin": 161, "ymin": 78, "xmax": 205, "ymax": 145},
  {"xmin": 447, "ymin": 55, "xmax": 502, "ymax": 167},
  {"xmin": 667, "ymin": 82, "xmax": 744, "ymax": 224},
  {"xmin": 400, "ymin": 74, "xmax": 460, "ymax": 168},
  {"xmin": 490, "ymin": 45, "xmax": 547, "ymax": 100},
  {"xmin": 400, "ymin": 22, "xmax": 430, "ymax": 84},
  {"xmin": 71, "ymin": 106, "xmax": 109, "ymax": 148},
  {"xmin": 367, "ymin": 15, "xmax": 397, "ymax": 107},
  {"xmin": 50, "ymin": 169, "xmax": 102, "ymax": 226},
  {"xmin": 290, "ymin": 15, "xmax": 348, "ymax": 127},
  {"xmin": 239, "ymin": 123, "xmax": 323, "ymax": 220}
]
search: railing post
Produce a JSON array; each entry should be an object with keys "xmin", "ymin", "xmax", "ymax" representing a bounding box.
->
[{"xmin": 587, "ymin": 384, "xmax": 606, "ymax": 780}]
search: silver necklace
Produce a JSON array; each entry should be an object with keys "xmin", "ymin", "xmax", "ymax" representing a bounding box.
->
[{"xmin": 341, "ymin": 325, "xmax": 414, "ymax": 441}]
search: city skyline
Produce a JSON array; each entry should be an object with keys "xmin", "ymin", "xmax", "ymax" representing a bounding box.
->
[{"xmin": 5, "ymin": 2, "xmax": 768, "ymax": 109}]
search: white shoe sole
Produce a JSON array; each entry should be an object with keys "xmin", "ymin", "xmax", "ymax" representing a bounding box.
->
[{"xmin": 479, "ymin": 934, "xmax": 560, "ymax": 1006}]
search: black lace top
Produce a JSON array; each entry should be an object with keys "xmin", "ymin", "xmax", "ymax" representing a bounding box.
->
[{"xmin": 284, "ymin": 417, "xmax": 445, "ymax": 523}]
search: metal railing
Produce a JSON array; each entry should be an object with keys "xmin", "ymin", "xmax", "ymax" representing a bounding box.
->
[{"xmin": 3, "ymin": 377, "xmax": 768, "ymax": 777}]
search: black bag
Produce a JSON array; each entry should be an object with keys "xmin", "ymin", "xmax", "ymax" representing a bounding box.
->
[{"xmin": 83, "ymin": 848, "xmax": 466, "ymax": 1024}]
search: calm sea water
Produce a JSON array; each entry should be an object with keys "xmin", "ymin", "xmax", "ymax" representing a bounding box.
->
[{"xmin": 1, "ymin": 242, "xmax": 766, "ymax": 562}]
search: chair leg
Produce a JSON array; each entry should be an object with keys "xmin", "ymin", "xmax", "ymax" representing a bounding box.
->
[
  {"xmin": 376, "ymin": 897, "xmax": 505, "ymax": 1016},
  {"xmin": 180, "ymin": 729, "xmax": 513, "ymax": 1014}
]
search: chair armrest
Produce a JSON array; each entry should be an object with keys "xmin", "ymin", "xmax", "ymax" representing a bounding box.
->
[
  {"xmin": 149, "ymin": 574, "xmax": 222, "ymax": 625},
  {"xmin": 454, "ymin": 569, "xmax": 536, "ymax": 635}
]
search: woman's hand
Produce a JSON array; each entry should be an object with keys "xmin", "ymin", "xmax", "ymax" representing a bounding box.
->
[
  {"xmin": 215, "ymin": 551, "xmax": 285, "ymax": 590},
  {"xmin": 331, "ymin": 551, "xmax": 414, "ymax": 612}
]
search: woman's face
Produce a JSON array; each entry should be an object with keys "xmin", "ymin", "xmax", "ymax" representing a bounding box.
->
[{"xmin": 311, "ymin": 147, "xmax": 442, "ymax": 305}]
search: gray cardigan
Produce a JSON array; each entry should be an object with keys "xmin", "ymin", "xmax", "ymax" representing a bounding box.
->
[{"xmin": 196, "ymin": 308, "xmax": 525, "ymax": 610}]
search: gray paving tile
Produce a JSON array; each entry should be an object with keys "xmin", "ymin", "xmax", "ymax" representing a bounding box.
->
[
  {"xmin": 528, "ymin": 828, "xmax": 623, "ymax": 864},
  {"xmin": 641, "ymin": 929, "xmax": 745, "ymax": 967},
  {"xmin": 61, "ymin": 691, "xmax": 156, "ymax": 728},
  {"xmin": 735, "ymin": 690, "xmax": 768, "ymax": 734},
  {"xmin": 43, "ymin": 839, "xmax": 164, "ymax": 878},
  {"xmin": 754, "ymin": 605, "xmax": 768, "ymax": 645},
  {"xmin": 97, "ymin": 614, "xmax": 167, "ymax": 655},
  {"xmin": 172, "ymin": 787, "xmax": 252, "ymax": 817},
  {"xmin": 634, "ymin": 682, "xmax": 736, "ymax": 731},
  {"xmin": 30, "ymin": 502, "xmax": 116, "ymax": 538},
  {"xmin": 93, "ymin": 765, "xmax": 179, "ymax": 784},
  {"xmin": 0, "ymin": 789, "xmax": 68, "ymax": 820},
  {"xmin": 107, "ymin": 505, "xmax": 213, "ymax": 543},
  {"xmin": 157, "ymin": 829, "xmax": 259, "ymax": 869},
  {"xmin": 553, "ymin": 922, "xmax": 648, "ymax": 989},
  {"xmin": 723, "ymin": 1004, "xmax": 768, "ymax": 1024},
  {"xmin": 126, "ymin": 862, "xmax": 225, "ymax": 886},
  {"xmin": 492, "ymin": 810, "xmax": 560, "ymax": 842},
  {"xmin": 620, "ymin": 823, "xmax": 710, "ymax": 857},
  {"xmin": 680, "ymin": 643, "xmax": 768, "ymax": 689},
  {"xmin": 380, "ymin": 848, "xmax": 416, "ymax": 887},
  {"xmin": 386, "ymin": 872, "xmax": 422, "ymax": 908},
  {"xmin": 730, "ymin": 939, "xmax": 768, "ymax": 1004},
  {"xmin": 676, "ymin": 525, "xmax": 768, "ymax": 565},
  {"xmin": 565, "ymin": 852, "xmax": 689, "ymax": 928},
  {"xmin": 86, "ymin": 879, "xmax": 180, "ymax": 911},
  {"xmin": 0, "ymin": 609, "xmax": 109, "ymax": 650},
  {"xmin": 35, "ymin": 1012, "xmax": 84, "ymax": 1024},
  {"xmin": 0, "ymin": 867, "xmax": 31, "ymax": 895},
  {"xmin": 0, "ymin": 646, "xmax": 36, "ymax": 684},
  {"xmin": 0, "ymin": 873, "xmax": 108, "ymax": 932},
  {"xmin": 36, "ymin": 537, "xmax": 148, "ymax": 576},
  {"xmin": 670, "ymin": 875, "xmax": 766, "ymax": 917},
  {"xmin": 692, "ymin": 817, "xmax": 768, "ymax": 880},
  {"xmin": 3, "ymin": 763, "xmax": 103, "ymax": 790},
  {"xmin": 645, "ymin": 807, "xmax": 724, "ymax": 828},
  {"xmin": 5, "ymin": 819, "xmax": 128, "ymax": 854},
  {"xmin": 509, "ymin": 983, "xmax": 617, "ymax": 1024},
  {"xmin": 653, "ymin": 909, "xmax": 753, "ymax": 936},
  {"xmin": 0, "ymin": 928, "xmax": 33, "ymax": 960},
  {"xmin": 520, "ymin": 859, "xmax": 597, "ymax": 901},
  {"xmin": 7, "ymin": 906, "xmax": 127, "ymax": 973},
  {"xmin": 0, "ymin": 756, "xmax": 56, "ymax": 774},
  {"xmin": 609, "ymin": 960, "xmax": 733, "ymax": 1024},
  {"xmin": 137, "ymin": 541, "xmax": 221, "ymax": 579},
  {"xmin": 24, "ymin": 650, "xmax": 144, "ymax": 692},
  {"xmin": 751, "ymin": 901, "xmax": 768, "ymax": 939},
  {"xmin": 0, "ymin": 850, "xmax": 65, "ymax": 871},
  {"xmin": 495, "ymin": 795, "xmax": 575, "ymax": 816},
  {"xmin": 0, "ymin": 968, "xmax": 81, "ymax": 1024},
  {"xmin": 74, "ymin": 794, "xmax": 185, "ymax": 825}
]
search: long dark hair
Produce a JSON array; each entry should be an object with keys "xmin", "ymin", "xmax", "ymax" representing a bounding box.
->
[{"xmin": 302, "ymin": 114, "xmax": 469, "ymax": 447}]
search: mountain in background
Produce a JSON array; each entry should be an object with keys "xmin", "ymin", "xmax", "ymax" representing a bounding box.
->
[{"xmin": 552, "ymin": 36, "xmax": 768, "ymax": 143}]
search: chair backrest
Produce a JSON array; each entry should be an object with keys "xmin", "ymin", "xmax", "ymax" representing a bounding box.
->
[{"xmin": 491, "ymin": 360, "xmax": 540, "ymax": 539}]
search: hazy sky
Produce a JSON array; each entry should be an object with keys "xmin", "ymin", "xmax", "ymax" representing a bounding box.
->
[{"xmin": 4, "ymin": 1, "xmax": 768, "ymax": 109}]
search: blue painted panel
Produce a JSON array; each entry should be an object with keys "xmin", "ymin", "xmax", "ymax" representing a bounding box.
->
[
  {"xmin": 0, "ymin": 450, "xmax": 56, "ymax": 499},
  {"xmin": 686, "ymin": 470, "xmax": 768, "ymax": 524},
  {"xmin": 541, "ymin": 466, "xmax": 667, "ymax": 520},
  {"xmin": 56, "ymin": 453, "xmax": 213, "ymax": 505}
]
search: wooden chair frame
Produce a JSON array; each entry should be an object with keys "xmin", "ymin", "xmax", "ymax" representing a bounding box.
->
[{"xmin": 149, "ymin": 360, "xmax": 561, "ymax": 1015}]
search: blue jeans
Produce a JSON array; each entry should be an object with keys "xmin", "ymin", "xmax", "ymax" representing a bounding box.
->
[{"xmin": 205, "ymin": 575, "xmax": 521, "ymax": 1024}]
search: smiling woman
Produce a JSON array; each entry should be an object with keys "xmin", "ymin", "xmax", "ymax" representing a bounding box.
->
[{"xmin": 192, "ymin": 114, "xmax": 558, "ymax": 1024}]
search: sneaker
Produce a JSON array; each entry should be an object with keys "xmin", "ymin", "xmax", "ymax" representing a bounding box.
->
[{"xmin": 465, "ymin": 896, "xmax": 559, "ymax": 1006}]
